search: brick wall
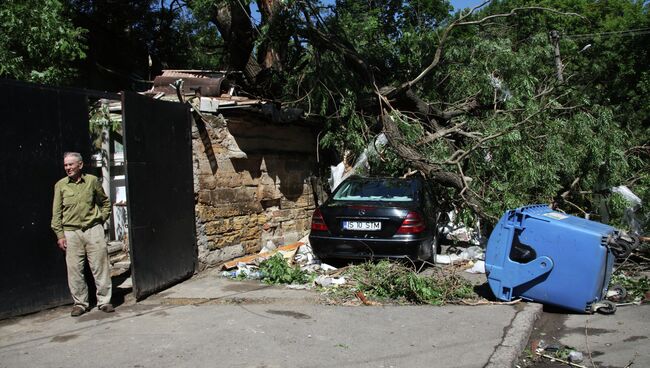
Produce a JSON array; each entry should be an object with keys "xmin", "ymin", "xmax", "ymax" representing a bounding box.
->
[{"xmin": 191, "ymin": 111, "xmax": 317, "ymax": 269}]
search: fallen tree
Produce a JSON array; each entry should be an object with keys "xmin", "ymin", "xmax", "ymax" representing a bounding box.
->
[{"xmin": 185, "ymin": 0, "xmax": 647, "ymax": 227}]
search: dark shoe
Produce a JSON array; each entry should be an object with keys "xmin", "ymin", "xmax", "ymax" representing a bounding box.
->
[
  {"xmin": 99, "ymin": 304, "xmax": 115, "ymax": 313},
  {"xmin": 70, "ymin": 305, "xmax": 86, "ymax": 317}
]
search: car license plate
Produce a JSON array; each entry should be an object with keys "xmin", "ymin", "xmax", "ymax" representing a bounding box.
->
[{"xmin": 343, "ymin": 221, "xmax": 381, "ymax": 231}]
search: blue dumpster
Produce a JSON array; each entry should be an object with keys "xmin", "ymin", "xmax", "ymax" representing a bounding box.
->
[{"xmin": 485, "ymin": 204, "xmax": 620, "ymax": 313}]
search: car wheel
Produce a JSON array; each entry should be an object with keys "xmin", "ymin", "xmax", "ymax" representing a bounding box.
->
[{"xmin": 428, "ymin": 234, "xmax": 442, "ymax": 263}]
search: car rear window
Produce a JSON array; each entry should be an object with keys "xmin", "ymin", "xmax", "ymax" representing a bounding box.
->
[{"xmin": 333, "ymin": 179, "xmax": 417, "ymax": 202}]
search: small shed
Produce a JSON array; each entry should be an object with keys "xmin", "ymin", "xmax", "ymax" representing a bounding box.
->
[{"xmin": 150, "ymin": 70, "xmax": 321, "ymax": 269}]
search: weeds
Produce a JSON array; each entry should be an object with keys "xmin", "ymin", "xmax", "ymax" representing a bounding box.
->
[{"xmin": 259, "ymin": 254, "xmax": 313, "ymax": 285}]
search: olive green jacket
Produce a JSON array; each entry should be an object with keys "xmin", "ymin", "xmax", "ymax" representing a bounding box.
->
[{"xmin": 51, "ymin": 174, "xmax": 111, "ymax": 239}]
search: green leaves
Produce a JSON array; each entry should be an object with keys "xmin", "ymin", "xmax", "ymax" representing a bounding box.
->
[
  {"xmin": 0, "ymin": 0, "xmax": 86, "ymax": 84},
  {"xmin": 259, "ymin": 254, "xmax": 312, "ymax": 285},
  {"xmin": 344, "ymin": 260, "xmax": 477, "ymax": 304}
]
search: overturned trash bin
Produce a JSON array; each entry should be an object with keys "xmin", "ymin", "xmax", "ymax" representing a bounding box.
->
[{"xmin": 485, "ymin": 204, "xmax": 634, "ymax": 314}]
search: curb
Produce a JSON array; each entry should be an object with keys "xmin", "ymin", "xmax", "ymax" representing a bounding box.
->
[{"xmin": 485, "ymin": 302, "xmax": 543, "ymax": 368}]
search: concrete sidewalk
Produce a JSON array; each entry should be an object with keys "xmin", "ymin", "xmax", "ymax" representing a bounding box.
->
[{"xmin": 0, "ymin": 271, "xmax": 540, "ymax": 368}]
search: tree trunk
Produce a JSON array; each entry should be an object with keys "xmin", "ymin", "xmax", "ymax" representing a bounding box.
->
[{"xmin": 210, "ymin": 1, "xmax": 258, "ymax": 83}]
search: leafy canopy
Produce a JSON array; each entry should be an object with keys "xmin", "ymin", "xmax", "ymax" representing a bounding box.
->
[{"xmin": 0, "ymin": 0, "xmax": 86, "ymax": 84}]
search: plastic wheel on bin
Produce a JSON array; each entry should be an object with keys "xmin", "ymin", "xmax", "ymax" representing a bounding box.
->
[
  {"xmin": 593, "ymin": 300, "xmax": 617, "ymax": 315},
  {"xmin": 606, "ymin": 285, "xmax": 627, "ymax": 302}
]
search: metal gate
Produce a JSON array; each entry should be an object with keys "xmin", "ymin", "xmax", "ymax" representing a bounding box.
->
[
  {"xmin": 122, "ymin": 92, "xmax": 196, "ymax": 300},
  {"xmin": 0, "ymin": 80, "xmax": 101, "ymax": 318}
]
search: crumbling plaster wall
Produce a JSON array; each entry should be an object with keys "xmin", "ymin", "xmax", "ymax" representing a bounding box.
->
[{"xmin": 192, "ymin": 111, "xmax": 317, "ymax": 269}]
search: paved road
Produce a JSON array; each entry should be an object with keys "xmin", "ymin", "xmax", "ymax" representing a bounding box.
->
[
  {"xmin": 0, "ymin": 303, "xmax": 521, "ymax": 368},
  {"xmin": 0, "ymin": 273, "xmax": 534, "ymax": 368},
  {"xmin": 522, "ymin": 304, "xmax": 650, "ymax": 368}
]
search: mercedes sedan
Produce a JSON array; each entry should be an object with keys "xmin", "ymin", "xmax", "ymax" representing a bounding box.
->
[{"xmin": 309, "ymin": 176, "xmax": 442, "ymax": 262}]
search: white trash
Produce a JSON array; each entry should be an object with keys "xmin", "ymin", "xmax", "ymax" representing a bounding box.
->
[
  {"xmin": 294, "ymin": 243, "xmax": 315, "ymax": 265},
  {"xmin": 568, "ymin": 351, "xmax": 584, "ymax": 363},
  {"xmin": 465, "ymin": 260, "xmax": 486, "ymax": 274},
  {"xmin": 315, "ymin": 275, "xmax": 346, "ymax": 287},
  {"xmin": 435, "ymin": 254, "xmax": 461, "ymax": 264},
  {"xmin": 261, "ymin": 240, "xmax": 277, "ymax": 253},
  {"xmin": 459, "ymin": 246, "xmax": 485, "ymax": 261},
  {"xmin": 320, "ymin": 263, "xmax": 337, "ymax": 272}
]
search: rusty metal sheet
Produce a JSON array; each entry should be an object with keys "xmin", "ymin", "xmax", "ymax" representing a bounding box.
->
[{"xmin": 152, "ymin": 75, "xmax": 226, "ymax": 97}]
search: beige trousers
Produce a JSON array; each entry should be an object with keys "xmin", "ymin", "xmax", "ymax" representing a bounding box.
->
[{"xmin": 64, "ymin": 224, "xmax": 112, "ymax": 309}]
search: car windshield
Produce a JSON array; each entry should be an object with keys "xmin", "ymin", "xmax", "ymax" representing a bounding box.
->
[{"xmin": 333, "ymin": 179, "xmax": 417, "ymax": 202}]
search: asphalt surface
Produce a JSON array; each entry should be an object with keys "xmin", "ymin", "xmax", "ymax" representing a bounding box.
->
[
  {"xmin": 521, "ymin": 304, "xmax": 650, "ymax": 368},
  {"xmin": 0, "ymin": 270, "xmax": 541, "ymax": 368}
]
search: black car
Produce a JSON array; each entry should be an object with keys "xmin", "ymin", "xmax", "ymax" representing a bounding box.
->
[{"xmin": 309, "ymin": 176, "xmax": 443, "ymax": 262}]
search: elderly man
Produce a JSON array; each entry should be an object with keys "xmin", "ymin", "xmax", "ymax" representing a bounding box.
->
[{"xmin": 51, "ymin": 152, "xmax": 114, "ymax": 316}]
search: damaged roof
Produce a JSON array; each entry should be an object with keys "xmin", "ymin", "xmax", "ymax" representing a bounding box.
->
[{"xmin": 144, "ymin": 69, "xmax": 307, "ymax": 124}]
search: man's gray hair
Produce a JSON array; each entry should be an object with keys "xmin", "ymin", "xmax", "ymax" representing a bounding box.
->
[{"xmin": 63, "ymin": 152, "xmax": 83, "ymax": 162}]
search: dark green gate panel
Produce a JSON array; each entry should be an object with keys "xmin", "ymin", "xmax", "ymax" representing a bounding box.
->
[
  {"xmin": 0, "ymin": 80, "xmax": 93, "ymax": 318},
  {"xmin": 122, "ymin": 92, "xmax": 196, "ymax": 300}
]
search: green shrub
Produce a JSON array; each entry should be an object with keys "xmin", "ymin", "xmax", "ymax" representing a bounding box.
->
[{"xmin": 259, "ymin": 254, "xmax": 312, "ymax": 285}]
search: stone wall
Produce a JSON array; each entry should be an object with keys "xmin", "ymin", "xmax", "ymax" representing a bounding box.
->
[{"xmin": 192, "ymin": 111, "xmax": 318, "ymax": 269}]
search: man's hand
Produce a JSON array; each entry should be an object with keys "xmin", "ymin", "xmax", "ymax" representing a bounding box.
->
[{"xmin": 57, "ymin": 238, "xmax": 67, "ymax": 251}]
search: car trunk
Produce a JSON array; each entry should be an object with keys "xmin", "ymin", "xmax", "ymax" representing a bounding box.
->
[{"xmin": 321, "ymin": 201, "xmax": 416, "ymax": 238}]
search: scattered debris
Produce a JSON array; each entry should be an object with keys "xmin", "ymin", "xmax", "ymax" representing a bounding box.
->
[
  {"xmin": 439, "ymin": 209, "xmax": 485, "ymax": 246},
  {"xmin": 611, "ymin": 185, "xmax": 643, "ymax": 236},
  {"xmin": 445, "ymin": 226, "xmax": 479, "ymax": 244},
  {"xmin": 434, "ymin": 254, "xmax": 462, "ymax": 264},
  {"xmin": 285, "ymin": 284, "xmax": 310, "ymax": 290},
  {"xmin": 535, "ymin": 352, "xmax": 587, "ymax": 368},
  {"xmin": 219, "ymin": 235, "xmax": 483, "ymax": 306},
  {"xmin": 465, "ymin": 260, "xmax": 486, "ymax": 274},
  {"xmin": 433, "ymin": 245, "xmax": 486, "ymax": 274},
  {"xmin": 260, "ymin": 240, "xmax": 277, "ymax": 253},
  {"xmin": 294, "ymin": 242, "xmax": 315, "ymax": 265},
  {"xmin": 314, "ymin": 275, "xmax": 346, "ymax": 287},
  {"xmin": 568, "ymin": 351, "xmax": 584, "ymax": 363},
  {"xmin": 222, "ymin": 242, "xmax": 303, "ymax": 269},
  {"xmin": 608, "ymin": 273, "xmax": 650, "ymax": 304},
  {"xmin": 221, "ymin": 263, "xmax": 262, "ymax": 279},
  {"xmin": 355, "ymin": 291, "xmax": 376, "ymax": 306},
  {"xmin": 533, "ymin": 340, "xmax": 587, "ymax": 368},
  {"xmin": 108, "ymin": 240, "xmax": 130, "ymax": 277}
]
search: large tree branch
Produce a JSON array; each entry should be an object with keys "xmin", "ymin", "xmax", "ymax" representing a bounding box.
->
[
  {"xmin": 396, "ymin": 90, "xmax": 484, "ymax": 121},
  {"xmin": 381, "ymin": 113, "xmax": 463, "ymax": 188},
  {"xmin": 381, "ymin": 109, "xmax": 490, "ymax": 220},
  {"xmin": 455, "ymin": 7, "xmax": 584, "ymax": 27}
]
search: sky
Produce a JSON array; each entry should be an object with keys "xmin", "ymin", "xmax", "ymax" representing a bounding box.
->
[{"xmin": 450, "ymin": 0, "xmax": 487, "ymax": 11}]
